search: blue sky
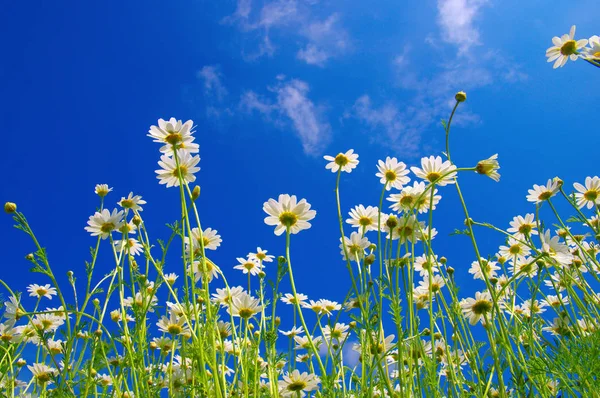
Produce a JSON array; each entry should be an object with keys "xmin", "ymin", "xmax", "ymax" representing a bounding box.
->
[{"xmin": 2, "ymin": 0, "xmax": 600, "ymax": 338}]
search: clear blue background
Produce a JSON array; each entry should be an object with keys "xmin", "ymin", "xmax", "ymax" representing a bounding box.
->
[{"xmin": 1, "ymin": 0, "xmax": 599, "ymax": 347}]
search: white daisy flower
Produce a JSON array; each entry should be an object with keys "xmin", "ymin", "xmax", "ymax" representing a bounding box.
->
[
  {"xmin": 414, "ymin": 254, "xmax": 440, "ymax": 277},
  {"xmin": 387, "ymin": 181, "xmax": 439, "ymax": 214},
  {"xmin": 278, "ymin": 370, "xmax": 320, "ymax": 397},
  {"xmin": 114, "ymin": 238, "xmax": 144, "ymax": 256},
  {"xmin": 84, "ymin": 208, "xmax": 124, "ymax": 239},
  {"xmin": 546, "ymin": 25, "xmax": 588, "ymax": 69},
  {"xmin": 541, "ymin": 230, "xmax": 573, "ymax": 268},
  {"xmin": 28, "ymin": 363, "xmax": 57, "ymax": 385},
  {"xmin": 468, "ymin": 258, "xmax": 500, "ymax": 281},
  {"xmin": 526, "ymin": 179, "xmax": 560, "ymax": 204},
  {"xmin": 228, "ymin": 292, "xmax": 262, "ymax": 319},
  {"xmin": 279, "ymin": 326, "xmax": 304, "ymax": 338},
  {"xmin": 156, "ymin": 311, "xmax": 190, "ymax": 336},
  {"xmin": 280, "ymin": 293, "xmax": 308, "ymax": 306},
  {"xmin": 507, "ymin": 213, "xmax": 538, "ymax": 238},
  {"xmin": 187, "ymin": 227, "xmax": 222, "ymax": 255},
  {"xmin": 339, "ymin": 231, "xmax": 370, "ymax": 261},
  {"xmin": 460, "ymin": 291, "xmax": 495, "ymax": 325},
  {"xmin": 27, "ymin": 284, "xmax": 57, "ymax": 300},
  {"xmin": 475, "ymin": 154, "xmax": 500, "ymax": 182},
  {"xmin": 248, "ymin": 247, "xmax": 274, "ymax": 262},
  {"xmin": 233, "ymin": 256, "xmax": 263, "ymax": 276},
  {"xmin": 155, "ymin": 152, "xmax": 200, "ymax": 188},
  {"xmin": 322, "ymin": 323, "xmax": 349, "ymax": 342},
  {"xmin": 346, "ymin": 205, "xmax": 379, "ymax": 232},
  {"xmin": 410, "ymin": 156, "xmax": 457, "ymax": 186},
  {"xmin": 147, "ymin": 118, "xmax": 198, "ymax": 155},
  {"xmin": 323, "ymin": 149, "xmax": 359, "ymax": 173},
  {"xmin": 94, "ymin": 184, "xmax": 112, "ymax": 197},
  {"xmin": 376, "ymin": 157, "xmax": 411, "ymax": 190},
  {"xmin": 263, "ymin": 194, "xmax": 316, "ymax": 236},
  {"xmin": 583, "ymin": 35, "xmax": 600, "ymax": 60},
  {"xmin": 573, "ymin": 176, "xmax": 600, "ymax": 209},
  {"xmin": 118, "ymin": 192, "xmax": 147, "ymax": 212},
  {"xmin": 211, "ymin": 286, "xmax": 244, "ymax": 307},
  {"xmin": 498, "ymin": 237, "xmax": 531, "ymax": 260}
]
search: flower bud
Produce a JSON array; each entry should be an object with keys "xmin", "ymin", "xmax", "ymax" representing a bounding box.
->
[
  {"xmin": 4, "ymin": 202, "xmax": 16, "ymax": 214},
  {"xmin": 439, "ymin": 257, "xmax": 447, "ymax": 265},
  {"xmin": 149, "ymin": 341, "xmax": 158, "ymax": 350},
  {"xmin": 253, "ymin": 331, "xmax": 260, "ymax": 339},
  {"xmin": 248, "ymin": 323, "xmax": 255, "ymax": 331},
  {"xmin": 93, "ymin": 298, "xmax": 100, "ymax": 307},
  {"xmin": 132, "ymin": 215, "xmax": 142, "ymax": 226},
  {"xmin": 274, "ymin": 316, "xmax": 281, "ymax": 327},
  {"xmin": 94, "ymin": 329, "xmax": 103, "ymax": 337},
  {"xmin": 26, "ymin": 253, "xmax": 34, "ymax": 261},
  {"xmin": 349, "ymin": 321, "xmax": 357, "ymax": 329},
  {"xmin": 422, "ymin": 328, "xmax": 431, "ymax": 336},
  {"xmin": 447, "ymin": 266, "xmax": 454, "ymax": 275},
  {"xmin": 16, "ymin": 358, "xmax": 26, "ymax": 367},
  {"xmin": 455, "ymin": 91, "xmax": 467, "ymax": 102},
  {"xmin": 553, "ymin": 177, "xmax": 563, "ymax": 189},
  {"xmin": 365, "ymin": 253, "xmax": 375, "ymax": 266},
  {"xmin": 192, "ymin": 185, "xmax": 201, "ymax": 200},
  {"xmin": 278, "ymin": 256, "xmax": 286, "ymax": 265},
  {"xmin": 258, "ymin": 271, "xmax": 266, "ymax": 278}
]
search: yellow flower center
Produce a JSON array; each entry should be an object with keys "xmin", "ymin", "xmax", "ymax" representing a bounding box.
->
[
  {"xmin": 400, "ymin": 195, "xmax": 413, "ymax": 207},
  {"xmin": 538, "ymin": 191, "xmax": 552, "ymax": 201},
  {"xmin": 359, "ymin": 216, "xmax": 372, "ymax": 227},
  {"xmin": 584, "ymin": 190, "xmax": 598, "ymax": 202},
  {"xmin": 120, "ymin": 199, "xmax": 134, "ymax": 208},
  {"xmin": 167, "ymin": 324, "xmax": 182, "ymax": 335},
  {"xmin": 238, "ymin": 308, "xmax": 253, "ymax": 319},
  {"xmin": 36, "ymin": 288, "xmax": 48, "ymax": 296},
  {"xmin": 518, "ymin": 224, "xmax": 532, "ymax": 235},
  {"xmin": 287, "ymin": 380, "xmax": 307, "ymax": 392},
  {"xmin": 560, "ymin": 40, "xmax": 577, "ymax": 56},
  {"xmin": 472, "ymin": 300, "xmax": 492, "ymax": 315},
  {"xmin": 279, "ymin": 211, "xmax": 298, "ymax": 227},
  {"xmin": 334, "ymin": 154, "xmax": 349, "ymax": 166},
  {"xmin": 172, "ymin": 165, "xmax": 188, "ymax": 179},
  {"xmin": 426, "ymin": 172, "xmax": 441, "ymax": 183},
  {"xmin": 100, "ymin": 222, "xmax": 115, "ymax": 233},
  {"xmin": 385, "ymin": 170, "xmax": 397, "ymax": 182},
  {"xmin": 165, "ymin": 132, "xmax": 183, "ymax": 145}
]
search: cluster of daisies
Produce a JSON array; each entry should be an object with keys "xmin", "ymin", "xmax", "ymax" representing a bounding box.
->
[{"xmin": 546, "ymin": 25, "xmax": 600, "ymax": 68}]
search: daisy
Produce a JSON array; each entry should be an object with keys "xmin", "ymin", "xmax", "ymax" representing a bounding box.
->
[
  {"xmin": 418, "ymin": 274, "xmax": 446, "ymax": 293},
  {"xmin": 322, "ymin": 323, "xmax": 349, "ymax": 342},
  {"xmin": 28, "ymin": 363, "xmax": 57, "ymax": 385},
  {"xmin": 263, "ymin": 194, "xmax": 316, "ymax": 236},
  {"xmin": 84, "ymin": 209, "xmax": 124, "ymax": 239},
  {"xmin": 346, "ymin": 205, "xmax": 379, "ymax": 232},
  {"xmin": 0, "ymin": 322, "xmax": 19, "ymax": 343},
  {"xmin": 414, "ymin": 254, "xmax": 440, "ymax": 277},
  {"xmin": 156, "ymin": 311, "xmax": 190, "ymax": 336},
  {"xmin": 387, "ymin": 181, "xmax": 439, "ymax": 214},
  {"xmin": 323, "ymin": 149, "xmax": 359, "ymax": 173},
  {"xmin": 573, "ymin": 176, "xmax": 600, "ymax": 209},
  {"xmin": 510, "ymin": 256, "xmax": 538, "ymax": 278},
  {"xmin": 507, "ymin": 213, "xmax": 538, "ymax": 238},
  {"xmin": 541, "ymin": 294, "xmax": 569, "ymax": 310},
  {"xmin": 155, "ymin": 152, "xmax": 200, "ymax": 188},
  {"xmin": 27, "ymin": 284, "xmax": 57, "ymax": 300},
  {"xmin": 278, "ymin": 370, "xmax": 320, "ymax": 397},
  {"xmin": 541, "ymin": 230, "xmax": 573, "ymax": 267},
  {"xmin": 475, "ymin": 154, "xmax": 500, "ymax": 182},
  {"xmin": 188, "ymin": 227, "xmax": 222, "ymax": 253},
  {"xmin": 410, "ymin": 156, "xmax": 457, "ymax": 186},
  {"xmin": 248, "ymin": 247, "xmax": 274, "ymax": 263},
  {"xmin": 211, "ymin": 286, "xmax": 244, "ymax": 307},
  {"xmin": 281, "ymin": 293, "xmax": 308, "ymax": 306},
  {"xmin": 339, "ymin": 231, "xmax": 370, "ymax": 261},
  {"xmin": 498, "ymin": 237, "xmax": 531, "ymax": 260},
  {"xmin": 233, "ymin": 256, "xmax": 263, "ymax": 276},
  {"xmin": 294, "ymin": 335, "xmax": 323, "ymax": 350},
  {"xmin": 118, "ymin": 192, "xmax": 147, "ymax": 212},
  {"xmin": 460, "ymin": 291, "xmax": 495, "ymax": 325},
  {"xmin": 94, "ymin": 184, "xmax": 112, "ymax": 197},
  {"xmin": 279, "ymin": 326, "xmax": 304, "ymax": 338},
  {"xmin": 164, "ymin": 273, "xmax": 178, "ymax": 285},
  {"xmin": 389, "ymin": 214, "xmax": 422, "ymax": 243},
  {"xmin": 376, "ymin": 157, "xmax": 410, "ymax": 190},
  {"xmin": 147, "ymin": 118, "xmax": 198, "ymax": 155},
  {"xmin": 583, "ymin": 35, "xmax": 600, "ymax": 60},
  {"xmin": 468, "ymin": 258, "xmax": 500, "ymax": 280},
  {"xmin": 318, "ymin": 299, "xmax": 342, "ymax": 315},
  {"xmin": 228, "ymin": 292, "xmax": 262, "ymax": 319},
  {"xmin": 546, "ymin": 25, "xmax": 588, "ymax": 69},
  {"xmin": 114, "ymin": 238, "xmax": 144, "ymax": 256},
  {"xmin": 189, "ymin": 259, "xmax": 220, "ymax": 282},
  {"xmin": 526, "ymin": 179, "xmax": 560, "ymax": 204}
]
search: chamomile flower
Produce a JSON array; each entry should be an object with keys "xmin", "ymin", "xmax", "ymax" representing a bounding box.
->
[
  {"xmin": 114, "ymin": 238, "xmax": 144, "ymax": 256},
  {"xmin": 189, "ymin": 259, "xmax": 220, "ymax": 283},
  {"xmin": 228, "ymin": 292, "xmax": 262, "ymax": 319},
  {"xmin": 546, "ymin": 25, "xmax": 588, "ymax": 69},
  {"xmin": 376, "ymin": 157, "xmax": 410, "ymax": 190},
  {"xmin": 94, "ymin": 184, "xmax": 112, "ymax": 197},
  {"xmin": 28, "ymin": 363, "xmax": 57, "ymax": 385},
  {"xmin": 233, "ymin": 256, "xmax": 263, "ymax": 276},
  {"xmin": 460, "ymin": 291, "xmax": 495, "ymax": 325},
  {"xmin": 279, "ymin": 326, "xmax": 304, "ymax": 338},
  {"xmin": 346, "ymin": 205, "xmax": 379, "ymax": 232},
  {"xmin": 118, "ymin": 192, "xmax": 147, "ymax": 212},
  {"xmin": 278, "ymin": 370, "xmax": 320, "ymax": 397},
  {"xmin": 339, "ymin": 231, "xmax": 370, "ymax": 261},
  {"xmin": 541, "ymin": 230, "xmax": 573, "ymax": 267},
  {"xmin": 188, "ymin": 227, "xmax": 222, "ymax": 252},
  {"xmin": 323, "ymin": 149, "xmax": 359, "ymax": 173},
  {"xmin": 147, "ymin": 118, "xmax": 198, "ymax": 155},
  {"xmin": 84, "ymin": 209, "xmax": 124, "ymax": 239},
  {"xmin": 498, "ymin": 237, "xmax": 531, "ymax": 260},
  {"xmin": 387, "ymin": 181, "xmax": 439, "ymax": 214},
  {"xmin": 414, "ymin": 254, "xmax": 440, "ymax": 277},
  {"xmin": 27, "ymin": 284, "xmax": 57, "ymax": 300},
  {"xmin": 475, "ymin": 154, "xmax": 500, "ymax": 182},
  {"xmin": 248, "ymin": 247, "xmax": 274, "ymax": 263},
  {"xmin": 211, "ymin": 286, "xmax": 244, "ymax": 307},
  {"xmin": 526, "ymin": 179, "xmax": 560, "ymax": 204},
  {"xmin": 156, "ymin": 311, "xmax": 190, "ymax": 336},
  {"xmin": 468, "ymin": 258, "xmax": 500, "ymax": 280},
  {"xmin": 263, "ymin": 194, "xmax": 316, "ymax": 236},
  {"xmin": 507, "ymin": 213, "xmax": 538, "ymax": 238},
  {"xmin": 411, "ymin": 156, "xmax": 457, "ymax": 186},
  {"xmin": 281, "ymin": 293, "xmax": 308, "ymax": 306},
  {"xmin": 573, "ymin": 176, "xmax": 600, "ymax": 209},
  {"xmin": 323, "ymin": 323, "xmax": 349, "ymax": 342},
  {"xmin": 583, "ymin": 35, "xmax": 600, "ymax": 60},
  {"xmin": 155, "ymin": 152, "xmax": 200, "ymax": 188}
]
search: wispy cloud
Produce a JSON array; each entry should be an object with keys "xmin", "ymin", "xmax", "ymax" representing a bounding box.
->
[
  {"xmin": 195, "ymin": 65, "xmax": 232, "ymax": 119},
  {"xmin": 437, "ymin": 0, "xmax": 488, "ymax": 53},
  {"xmin": 241, "ymin": 77, "xmax": 331, "ymax": 155},
  {"xmin": 223, "ymin": 1, "xmax": 349, "ymax": 66}
]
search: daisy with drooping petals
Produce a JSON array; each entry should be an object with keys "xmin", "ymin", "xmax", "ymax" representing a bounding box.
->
[
  {"xmin": 84, "ymin": 209, "xmax": 124, "ymax": 239},
  {"xmin": 278, "ymin": 370, "xmax": 320, "ymax": 397},
  {"xmin": 147, "ymin": 118, "xmax": 198, "ymax": 155},
  {"xmin": 27, "ymin": 284, "xmax": 57, "ymax": 300},
  {"xmin": 263, "ymin": 194, "xmax": 316, "ymax": 236},
  {"xmin": 323, "ymin": 149, "xmax": 359, "ymax": 173},
  {"xmin": 541, "ymin": 230, "xmax": 573, "ymax": 268},
  {"xmin": 573, "ymin": 176, "xmax": 600, "ymax": 209},
  {"xmin": 339, "ymin": 231, "xmax": 370, "ymax": 261},
  {"xmin": 281, "ymin": 293, "xmax": 308, "ymax": 306},
  {"xmin": 228, "ymin": 292, "xmax": 262, "ymax": 319},
  {"xmin": 346, "ymin": 205, "xmax": 379, "ymax": 232},
  {"xmin": 411, "ymin": 156, "xmax": 457, "ymax": 186},
  {"xmin": 526, "ymin": 179, "xmax": 560, "ymax": 204},
  {"xmin": 376, "ymin": 157, "xmax": 410, "ymax": 190},
  {"xmin": 475, "ymin": 154, "xmax": 500, "ymax": 182},
  {"xmin": 155, "ymin": 152, "xmax": 200, "ymax": 188},
  {"xmin": 546, "ymin": 26, "xmax": 588, "ymax": 69},
  {"xmin": 95, "ymin": 184, "xmax": 112, "ymax": 197},
  {"xmin": 118, "ymin": 192, "xmax": 147, "ymax": 212},
  {"xmin": 28, "ymin": 363, "xmax": 57, "ymax": 385}
]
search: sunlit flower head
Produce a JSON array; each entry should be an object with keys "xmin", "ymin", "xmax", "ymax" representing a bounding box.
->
[
  {"xmin": 339, "ymin": 231, "xmax": 370, "ymax": 261},
  {"xmin": 507, "ymin": 213, "xmax": 538, "ymax": 238},
  {"xmin": 460, "ymin": 291, "xmax": 496, "ymax": 325},
  {"xmin": 233, "ymin": 256, "xmax": 263, "ymax": 276},
  {"xmin": 27, "ymin": 284, "xmax": 57, "ymax": 300},
  {"xmin": 475, "ymin": 154, "xmax": 500, "ymax": 182},
  {"xmin": 323, "ymin": 149, "xmax": 359, "ymax": 173},
  {"xmin": 228, "ymin": 292, "xmax": 262, "ymax": 319},
  {"xmin": 346, "ymin": 205, "xmax": 379, "ymax": 232},
  {"xmin": 148, "ymin": 118, "xmax": 198, "ymax": 155},
  {"xmin": 84, "ymin": 208, "xmax": 124, "ymax": 239},
  {"xmin": 468, "ymin": 258, "xmax": 500, "ymax": 281},
  {"xmin": 573, "ymin": 176, "xmax": 600, "ymax": 209},
  {"xmin": 526, "ymin": 179, "xmax": 560, "ymax": 204},
  {"xmin": 263, "ymin": 194, "xmax": 316, "ymax": 236},
  {"xmin": 156, "ymin": 311, "xmax": 190, "ymax": 336},
  {"xmin": 114, "ymin": 238, "xmax": 144, "ymax": 256},
  {"xmin": 28, "ymin": 363, "xmax": 57, "ymax": 385},
  {"xmin": 546, "ymin": 26, "xmax": 588, "ymax": 68},
  {"xmin": 155, "ymin": 152, "xmax": 200, "ymax": 188},
  {"xmin": 583, "ymin": 35, "xmax": 600, "ymax": 60},
  {"xmin": 376, "ymin": 157, "xmax": 410, "ymax": 190},
  {"xmin": 281, "ymin": 293, "xmax": 308, "ymax": 306},
  {"xmin": 94, "ymin": 184, "xmax": 112, "ymax": 197},
  {"xmin": 187, "ymin": 227, "xmax": 222, "ymax": 255},
  {"xmin": 387, "ymin": 181, "xmax": 439, "ymax": 214},
  {"xmin": 411, "ymin": 156, "xmax": 457, "ymax": 186},
  {"xmin": 118, "ymin": 192, "xmax": 147, "ymax": 212},
  {"xmin": 278, "ymin": 370, "xmax": 320, "ymax": 397}
]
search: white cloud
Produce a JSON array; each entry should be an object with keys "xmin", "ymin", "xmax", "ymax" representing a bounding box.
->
[
  {"xmin": 297, "ymin": 44, "xmax": 330, "ymax": 66},
  {"xmin": 241, "ymin": 78, "xmax": 331, "ymax": 155},
  {"xmin": 437, "ymin": 0, "xmax": 488, "ymax": 53},
  {"xmin": 296, "ymin": 13, "xmax": 348, "ymax": 66},
  {"xmin": 197, "ymin": 65, "xmax": 228, "ymax": 101}
]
